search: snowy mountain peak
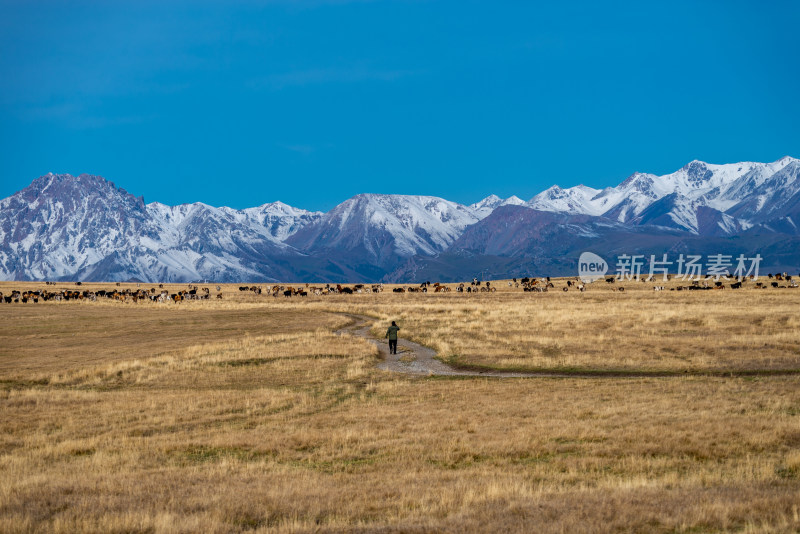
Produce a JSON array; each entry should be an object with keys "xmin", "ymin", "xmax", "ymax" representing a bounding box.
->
[
  {"xmin": 287, "ymin": 193, "xmax": 480, "ymax": 263},
  {"xmin": 0, "ymin": 173, "xmax": 320, "ymax": 282},
  {"xmin": 770, "ymin": 156, "xmax": 798, "ymax": 173},
  {"xmin": 544, "ymin": 185, "xmax": 564, "ymax": 196},
  {"xmin": 470, "ymin": 194, "xmax": 502, "ymax": 209},
  {"xmin": 522, "ymin": 157, "xmax": 800, "ymax": 234},
  {"xmin": 683, "ymin": 160, "xmax": 713, "ymax": 181},
  {"xmin": 619, "ymin": 172, "xmax": 659, "ymax": 195},
  {"xmin": 527, "ymin": 183, "xmax": 606, "ymax": 217},
  {"xmin": 470, "ymin": 194, "xmax": 527, "ymax": 219}
]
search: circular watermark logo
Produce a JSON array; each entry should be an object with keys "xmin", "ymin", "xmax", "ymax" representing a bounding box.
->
[{"xmin": 578, "ymin": 251, "xmax": 608, "ymax": 283}]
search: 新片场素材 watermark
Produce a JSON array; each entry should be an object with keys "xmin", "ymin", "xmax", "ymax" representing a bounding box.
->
[{"xmin": 578, "ymin": 252, "xmax": 762, "ymax": 282}]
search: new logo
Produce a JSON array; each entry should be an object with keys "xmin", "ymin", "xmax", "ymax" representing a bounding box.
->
[{"xmin": 578, "ymin": 251, "xmax": 608, "ymax": 283}]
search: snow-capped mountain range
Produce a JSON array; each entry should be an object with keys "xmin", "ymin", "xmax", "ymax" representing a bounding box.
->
[
  {"xmin": 1, "ymin": 156, "xmax": 798, "ymax": 282},
  {"xmin": 527, "ymin": 156, "xmax": 799, "ymax": 233}
]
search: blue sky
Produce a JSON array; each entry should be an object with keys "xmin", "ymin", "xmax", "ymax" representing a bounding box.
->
[{"xmin": 1, "ymin": 1, "xmax": 798, "ymax": 211}]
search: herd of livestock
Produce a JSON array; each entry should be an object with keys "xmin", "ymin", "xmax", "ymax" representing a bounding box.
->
[
  {"xmin": 0, "ymin": 283, "xmax": 219, "ymax": 304},
  {"xmin": 0, "ymin": 273, "xmax": 798, "ymax": 304}
]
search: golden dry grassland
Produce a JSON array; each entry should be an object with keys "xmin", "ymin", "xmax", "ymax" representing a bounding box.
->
[
  {"xmin": 313, "ymin": 278, "xmax": 800, "ymax": 373},
  {"xmin": 1, "ymin": 280, "xmax": 799, "ymax": 533}
]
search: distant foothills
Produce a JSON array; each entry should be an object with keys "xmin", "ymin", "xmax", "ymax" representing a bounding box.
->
[{"xmin": 1, "ymin": 157, "xmax": 799, "ymax": 283}]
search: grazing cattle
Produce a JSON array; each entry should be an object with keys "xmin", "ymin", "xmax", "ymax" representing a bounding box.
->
[
  {"xmin": 606, "ymin": 277, "xmax": 615, "ymax": 283},
  {"xmin": 772, "ymin": 282, "xmax": 779, "ymax": 288},
  {"xmin": 523, "ymin": 285, "xmax": 547, "ymax": 293},
  {"xmin": 393, "ymin": 287, "xmax": 405, "ymax": 293},
  {"xmin": 653, "ymin": 286, "xmax": 664, "ymax": 291},
  {"xmin": 730, "ymin": 282, "xmax": 742, "ymax": 289}
]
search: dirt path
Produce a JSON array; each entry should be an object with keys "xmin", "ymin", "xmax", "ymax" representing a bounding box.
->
[
  {"xmin": 336, "ymin": 313, "xmax": 602, "ymax": 378},
  {"xmin": 335, "ymin": 313, "xmax": 800, "ymax": 379}
]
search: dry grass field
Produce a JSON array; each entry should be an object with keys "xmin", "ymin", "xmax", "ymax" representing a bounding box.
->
[
  {"xmin": 1, "ymin": 279, "xmax": 799, "ymax": 532},
  {"xmin": 313, "ymin": 277, "xmax": 800, "ymax": 373}
]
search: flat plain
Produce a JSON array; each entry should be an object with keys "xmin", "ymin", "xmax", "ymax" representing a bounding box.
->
[{"xmin": 1, "ymin": 278, "xmax": 799, "ymax": 533}]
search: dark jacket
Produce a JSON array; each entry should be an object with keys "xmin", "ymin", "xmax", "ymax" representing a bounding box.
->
[{"xmin": 385, "ymin": 325, "xmax": 400, "ymax": 340}]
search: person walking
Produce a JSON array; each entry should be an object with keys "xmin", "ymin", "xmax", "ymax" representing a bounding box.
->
[{"xmin": 385, "ymin": 321, "xmax": 400, "ymax": 355}]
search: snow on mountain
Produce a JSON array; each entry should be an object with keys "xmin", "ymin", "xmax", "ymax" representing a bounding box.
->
[
  {"xmin": 0, "ymin": 173, "xmax": 311, "ymax": 282},
  {"xmin": 2, "ymin": 157, "xmax": 799, "ymax": 283},
  {"xmin": 527, "ymin": 184, "xmax": 607, "ymax": 216},
  {"xmin": 287, "ymin": 194, "xmax": 481, "ymax": 267},
  {"xmin": 0, "ymin": 173, "xmax": 153, "ymax": 280},
  {"xmin": 241, "ymin": 201, "xmax": 323, "ymax": 241},
  {"xmin": 470, "ymin": 195, "xmax": 526, "ymax": 219},
  {"xmin": 723, "ymin": 158, "xmax": 800, "ymax": 224},
  {"xmin": 522, "ymin": 157, "xmax": 800, "ymax": 234}
]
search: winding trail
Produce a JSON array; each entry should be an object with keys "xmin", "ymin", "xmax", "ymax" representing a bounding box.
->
[
  {"xmin": 335, "ymin": 313, "xmax": 800, "ymax": 379},
  {"xmin": 336, "ymin": 313, "xmax": 532, "ymax": 377}
]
